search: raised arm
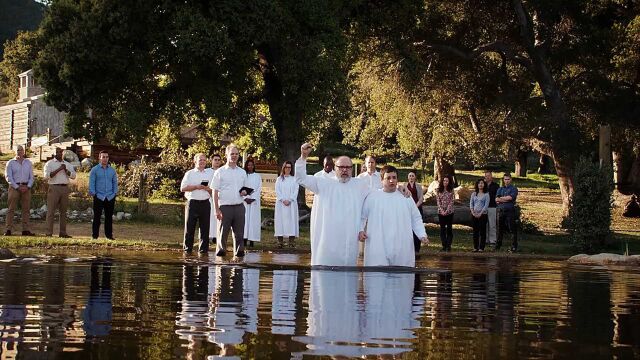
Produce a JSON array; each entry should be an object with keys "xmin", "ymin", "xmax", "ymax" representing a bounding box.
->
[{"xmin": 295, "ymin": 143, "xmax": 321, "ymax": 194}]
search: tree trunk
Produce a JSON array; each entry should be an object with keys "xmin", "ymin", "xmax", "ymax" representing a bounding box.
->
[
  {"xmin": 257, "ymin": 44, "xmax": 306, "ymax": 209},
  {"xmin": 627, "ymin": 151, "xmax": 640, "ymax": 192},
  {"xmin": 515, "ymin": 149, "xmax": 528, "ymax": 177},
  {"xmin": 613, "ymin": 150, "xmax": 628, "ymax": 190},
  {"xmin": 434, "ymin": 156, "xmax": 455, "ymax": 184},
  {"xmin": 538, "ymin": 153, "xmax": 552, "ymax": 174},
  {"xmin": 551, "ymin": 151, "xmax": 574, "ymax": 217}
]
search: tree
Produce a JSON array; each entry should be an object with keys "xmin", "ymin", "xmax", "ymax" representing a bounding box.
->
[
  {"xmin": 0, "ymin": 30, "xmax": 41, "ymax": 104},
  {"xmin": 350, "ymin": 0, "xmax": 640, "ymax": 215},
  {"xmin": 34, "ymin": 0, "xmax": 354, "ymax": 164}
]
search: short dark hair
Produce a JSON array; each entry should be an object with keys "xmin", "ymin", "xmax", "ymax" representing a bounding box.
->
[
  {"xmin": 212, "ymin": 153, "xmax": 221, "ymax": 159},
  {"xmin": 503, "ymin": 172, "xmax": 512, "ymax": 179},
  {"xmin": 99, "ymin": 150, "xmax": 109, "ymax": 156},
  {"xmin": 380, "ymin": 165, "xmax": 397, "ymax": 178},
  {"xmin": 484, "ymin": 170, "xmax": 493, "ymax": 175}
]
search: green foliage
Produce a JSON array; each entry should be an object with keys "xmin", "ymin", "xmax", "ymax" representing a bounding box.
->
[
  {"xmin": 0, "ymin": 30, "xmax": 42, "ymax": 103},
  {"xmin": 119, "ymin": 161, "xmax": 190, "ymax": 201},
  {"xmin": 0, "ymin": 0, "xmax": 44, "ymax": 59},
  {"xmin": 564, "ymin": 158, "xmax": 614, "ymax": 253}
]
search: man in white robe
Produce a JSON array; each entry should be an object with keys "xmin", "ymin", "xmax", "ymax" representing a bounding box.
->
[
  {"xmin": 311, "ymin": 156, "xmax": 335, "ymax": 241},
  {"xmin": 359, "ymin": 165, "xmax": 428, "ymax": 267},
  {"xmin": 357, "ymin": 155, "xmax": 382, "ymax": 191},
  {"xmin": 295, "ymin": 144, "xmax": 370, "ymax": 266}
]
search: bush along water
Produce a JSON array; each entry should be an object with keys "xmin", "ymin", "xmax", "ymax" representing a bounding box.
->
[
  {"xmin": 119, "ymin": 161, "xmax": 190, "ymax": 200},
  {"xmin": 564, "ymin": 157, "xmax": 613, "ymax": 253}
]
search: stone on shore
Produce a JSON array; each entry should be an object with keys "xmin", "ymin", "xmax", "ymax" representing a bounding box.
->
[
  {"xmin": 0, "ymin": 248, "xmax": 16, "ymax": 260},
  {"xmin": 568, "ymin": 253, "xmax": 640, "ymax": 266}
]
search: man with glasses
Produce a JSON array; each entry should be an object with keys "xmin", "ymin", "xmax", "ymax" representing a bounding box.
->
[{"xmin": 295, "ymin": 143, "xmax": 373, "ymax": 266}]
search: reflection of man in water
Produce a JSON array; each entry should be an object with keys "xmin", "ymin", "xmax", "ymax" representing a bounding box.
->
[{"xmin": 83, "ymin": 260, "xmax": 113, "ymax": 337}]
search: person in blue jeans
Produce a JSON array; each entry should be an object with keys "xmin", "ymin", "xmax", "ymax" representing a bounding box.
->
[
  {"xmin": 469, "ymin": 179, "xmax": 490, "ymax": 252},
  {"xmin": 89, "ymin": 151, "xmax": 118, "ymax": 240},
  {"xmin": 496, "ymin": 173, "xmax": 518, "ymax": 252}
]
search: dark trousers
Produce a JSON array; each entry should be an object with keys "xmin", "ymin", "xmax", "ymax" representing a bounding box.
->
[
  {"xmin": 93, "ymin": 196, "xmax": 115, "ymax": 239},
  {"xmin": 413, "ymin": 206, "xmax": 424, "ymax": 252},
  {"xmin": 183, "ymin": 199, "xmax": 211, "ymax": 253},
  {"xmin": 438, "ymin": 214, "xmax": 454, "ymax": 250},
  {"xmin": 216, "ymin": 204, "xmax": 245, "ymax": 256},
  {"xmin": 497, "ymin": 207, "xmax": 518, "ymax": 249},
  {"xmin": 472, "ymin": 214, "xmax": 488, "ymax": 250}
]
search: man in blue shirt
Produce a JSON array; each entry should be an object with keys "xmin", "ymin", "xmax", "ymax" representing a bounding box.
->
[
  {"xmin": 89, "ymin": 151, "xmax": 118, "ymax": 240},
  {"xmin": 495, "ymin": 173, "xmax": 518, "ymax": 252}
]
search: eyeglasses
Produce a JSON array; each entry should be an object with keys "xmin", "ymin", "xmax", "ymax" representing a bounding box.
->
[
  {"xmin": 284, "ymin": 166, "xmax": 292, "ymax": 168},
  {"xmin": 336, "ymin": 166, "xmax": 352, "ymax": 170}
]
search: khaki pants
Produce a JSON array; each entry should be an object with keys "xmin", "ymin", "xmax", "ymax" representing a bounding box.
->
[
  {"xmin": 46, "ymin": 184, "xmax": 70, "ymax": 236},
  {"xmin": 486, "ymin": 208, "xmax": 497, "ymax": 244},
  {"xmin": 6, "ymin": 187, "xmax": 31, "ymax": 232}
]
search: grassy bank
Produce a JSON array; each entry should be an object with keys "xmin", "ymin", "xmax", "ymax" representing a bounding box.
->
[{"xmin": 1, "ymin": 166, "xmax": 638, "ymax": 258}]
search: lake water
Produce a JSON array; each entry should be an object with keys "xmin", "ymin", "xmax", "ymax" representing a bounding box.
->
[{"xmin": 0, "ymin": 252, "xmax": 638, "ymax": 359}]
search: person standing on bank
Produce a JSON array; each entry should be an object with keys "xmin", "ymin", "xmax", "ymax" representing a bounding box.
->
[
  {"xmin": 407, "ymin": 170, "xmax": 424, "ymax": 253},
  {"xmin": 4, "ymin": 145, "xmax": 34, "ymax": 236},
  {"xmin": 44, "ymin": 147, "xmax": 76, "ymax": 238},
  {"xmin": 212, "ymin": 144, "xmax": 249, "ymax": 257},
  {"xmin": 436, "ymin": 175, "xmax": 455, "ymax": 252},
  {"xmin": 180, "ymin": 153, "xmax": 214, "ymax": 253},
  {"xmin": 243, "ymin": 159, "xmax": 262, "ymax": 248},
  {"xmin": 200, "ymin": 153, "xmax": 222, "ymax": 246},
  {"xmin": 89, "ymin": 151, "xmax": 118, "ymax": 240},
  {"xmin": 484, "ymin": 170, "xmax": 500, "ymax": 245},
  {"xmin": 496, "ymin": 173, "xmax": 519, "ymax": 252},
  {"xmin": 469, "ymin": 179, "xmax": 490, "ymax": 252},
  {"xmin": 357, "ymin": 155, "xmax": 382, "ymax": 191},
  {"xmin": 275, "ymin": 161, "xmax": 299, "ymax": 248}
]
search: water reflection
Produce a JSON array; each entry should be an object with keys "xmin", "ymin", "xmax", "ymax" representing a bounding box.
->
[
  {"xmin": 83, "ymin": 259, "xmax": 112, "ymax": 338},
  {"xmin": 0, "ymin": 255, "xmax": 639, "ymax": 358}
]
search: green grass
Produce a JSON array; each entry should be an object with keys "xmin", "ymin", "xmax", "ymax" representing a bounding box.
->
[{"xmin": 0, "ymin": 235, "xmax": 181, "ymax": 250}]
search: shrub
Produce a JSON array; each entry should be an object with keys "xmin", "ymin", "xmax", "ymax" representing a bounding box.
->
[
  {"xmin": 119, "ymin": 161, "xmax": 191, "ymax": 200},
  {"xmin": 564, "ymin": 157, "xmax": 613, "ymax": 253}
]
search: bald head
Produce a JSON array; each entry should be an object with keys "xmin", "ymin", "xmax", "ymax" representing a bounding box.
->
[{"xmin": 335, "ymin": 156, "xmax": 353, "ymax": 182}]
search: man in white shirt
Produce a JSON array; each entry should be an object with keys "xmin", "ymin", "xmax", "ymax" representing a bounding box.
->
[
  {"xmin": 357, "ymin": 155, "xmax": 382, "ymax": 190},
  {"xmin": 212, "ymin": 144, "xmax": 248, "ymax": 257},
  {"xmin": 44, "ymin": 147, "xmax": 77, "ymax": 238},
  {"xmin": 180, "ymin": 153, "xmax": 214, "ymax": 253},
  {"xmin": 313, "ymin": 155, "xmax": 335, "ymax": 179}
]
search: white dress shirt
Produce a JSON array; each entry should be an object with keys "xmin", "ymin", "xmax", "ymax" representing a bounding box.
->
[
  {"xmin": 212, "ymin": 165, "xmax": 247, "ymax": 206},
  {"xmin": 180, "ymin": 168, "xmax": 214, "ymax": 201},
  {"xmin": 44, "ymin": 158, "xmax": 77, "ymax": 184},
  {"xmin": 357, "ymin": 171, "xmax": 382, "ymax": 190}
]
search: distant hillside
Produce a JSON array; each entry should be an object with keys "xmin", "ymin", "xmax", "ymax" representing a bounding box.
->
[{"xmin": 0, "ymin": 0, "xmax": 45, "ymax": 59}]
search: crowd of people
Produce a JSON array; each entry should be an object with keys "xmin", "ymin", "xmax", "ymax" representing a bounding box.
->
[
  {"xmin": 4, "ymin": 145, "xmax": 118, "ymax": 239},
  {"xmin": 5, "ymin": 142, "xmax": 519, "ymax": 267}
]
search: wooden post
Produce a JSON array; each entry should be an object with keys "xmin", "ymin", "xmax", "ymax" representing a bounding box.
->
[
  {"xmin": 599, "ymin": 125, "xmax": 611, "ymax": 169},
  {"xmin": 137, "ymin": 170, "xmax": 149, "ymax": 214}
]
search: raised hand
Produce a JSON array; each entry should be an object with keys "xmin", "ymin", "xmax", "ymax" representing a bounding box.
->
[{"xmin": 300, "ymin": 143, "xmax": 312, "ymax": 159}]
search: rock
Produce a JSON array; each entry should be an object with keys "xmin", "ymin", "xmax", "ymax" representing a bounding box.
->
[
  {"xmin": 0, "ymin": 208, "xmax": 8, "ymax": 216},
  {"xmin": 30, "ymin": 214, "xmax": 41, "ymax": 220},
  {"xmin": 567, "ymin": 253, "xmax": 640, "ymax": 266},
  {"xmin": 0, "ymin": 248, "xmax": 16, "ymax": 260},
  {"xmin": 63, "ymin": 150, "xmax": 80, "ymax": 164},
  {"xmin": 30, "ymin": 209, "xmax": 35, "ymax": 214},
  {"xmin": 422, "ymin": 205, "xmax": 473, "ymax": 226},
  {"xmin": 455, "ymin": 186, "xmax": 473, "ymax": 203},
  {"xmin": 81, "ymin": 158, "xmax": 93, "ymax": 168},
  {"xmin": 124, "ymin": 213, "xmax": 132, "ymax": 220},
  {"xmin": 116, "ymin": 212, "xmax": 125, "ymax": 221}
]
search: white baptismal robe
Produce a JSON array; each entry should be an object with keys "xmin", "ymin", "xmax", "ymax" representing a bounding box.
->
[
  {"xmin": 243, "ymin": 172, "xmax": 262, "ymax": 241},
  {"xmin": 296, "ymin": 159, "xmax": 369, "ymax": 266},
  {"xmin": 361, "ymin": 190, "xmax": 426, "ymax": 267},
  {"xmin": 311, "ymin": 170, "xmax": 336, "ymax": 237},
  {"xmin": 274, "ymin": 175, "xmax": 299, "ymax": 237}
]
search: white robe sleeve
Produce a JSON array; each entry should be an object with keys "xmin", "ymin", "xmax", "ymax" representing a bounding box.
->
[
  {"xmin": 409, "ymin": 198, "xmax": 426, "ymax": 239},
  {"xmin": 295, "ymin": 159, "xmax": 320, "ymax": 194},
  {"xmin": 275, "ymin": 177, "xmax": 285, "ymax": 202},
  {"xmin": 360, "ymin": 195, "xmax": 371, "ymax": 232}
]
